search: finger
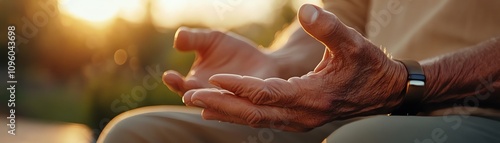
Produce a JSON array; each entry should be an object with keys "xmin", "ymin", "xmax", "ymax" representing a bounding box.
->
[
  {"xmin": 163, "ymin": 70, "xmax": 204, "ymax": 95},
  {"xmin": 298, "ymin": 4, "xmax": 368, "ymax": 57},
  {"xmin": 187, "ymin": 88, "xmax": 287, "ymax": 126},
  {"xmin": 163, "ymin": 70, "xmax": 186, "ymax": 94},
  {"xmin": 209, "ymin": 74, "xmax": 298, "ymax": 105},
  {"xmin": 173, "ymin": 27, "xmax": 223, "ymax": 55},
  {"xmin": 182, "ymin": 88, "xmax": 222, "ymax": 105},
  {"xmin": 209, "ymin": 74, "xmax": 264, "ymax": 95},
  {"xmin": 193, "ymin": 89, "xmax": 317, "ymax": 132},
  {"xmin": 182, "ymin": 90, "xmax": 196, "ymax": 105}
]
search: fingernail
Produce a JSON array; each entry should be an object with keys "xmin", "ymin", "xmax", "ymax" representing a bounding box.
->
[
  {"xmin": 174, "ymin": 27, "xmax": 187, "ymax": 41},
  {"xmin": 162, "ymin": 72, "xmax": 168, "ymax": 83},
  {"xmin": 300, "ymin": 4, "xmax": 319, "ymax": 25},
  {"xmin": 193, "ymin": 100, "xmax": 207, "ymax": 108},
  {"xmin": 173, "ymin": 27, "xmax": 190, "ymax": 50},
  {"xmin": 183, "ymin": 90, "xmax": 196, "ymax": 104}
]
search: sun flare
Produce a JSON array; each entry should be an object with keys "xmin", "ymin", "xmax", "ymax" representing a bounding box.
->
[
  {"xmin": 58, "ymin": 0, "xmax": 145, "ymax": 23},
  {"xmin": 58, "ymin": 0, "xmax": 322, "ymax": 28},
  {"xmin": 59, "ymin": 0, "xmax": 120, "ymax": 22}
]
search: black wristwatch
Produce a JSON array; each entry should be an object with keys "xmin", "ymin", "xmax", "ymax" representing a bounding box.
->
[{"xmin": 391, "ymin": 60, "xmax": 426, "ymax": 116}]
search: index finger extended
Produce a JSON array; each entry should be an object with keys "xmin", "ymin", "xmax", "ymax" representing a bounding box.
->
[{"xmin": 208, "ymin": 74, "xmax": 299, "ymax": 105}]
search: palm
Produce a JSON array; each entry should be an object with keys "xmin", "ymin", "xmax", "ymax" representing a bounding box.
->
[{"xmin": 163, "ymin": 28, "xmax": 279, "ymax": 94}]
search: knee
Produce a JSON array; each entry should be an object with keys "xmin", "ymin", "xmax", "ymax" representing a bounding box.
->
[
  {"xmin": 98, "ymin": 109, "xmax": 155, "ymax": 143},
  {"xmin": 97, "ymin": 106, "xmax": 201, "ymax": 143},
  {"xmin": 325, "ymin": 116, "xmax": 424, "ymax": 143}
]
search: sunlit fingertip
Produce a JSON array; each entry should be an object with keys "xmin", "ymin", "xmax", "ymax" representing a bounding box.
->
[
  {"xmin": 299, "ymin": 4, "xmax": 319, "ymax": 25},
  {"xmin": 183, "ymin": 90, "xmax": 196, "ymax": 104},
  {"xmin": 174, "ymin": 26, "xmax": 189, "ymax": 39},
  {"xmin": 173, "ymin": 27, "xmax": 193, "ymax": 51}
]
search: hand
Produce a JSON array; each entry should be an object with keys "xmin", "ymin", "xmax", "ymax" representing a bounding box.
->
[
  {"xmin": 163, "ymin": 27, "xmax": 279, "ymax": 95},
  {"xmin": 182, "ymin": 4, "xmax": 408, "ymax": 131}
]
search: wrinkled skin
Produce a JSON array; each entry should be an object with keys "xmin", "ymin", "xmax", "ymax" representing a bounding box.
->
[{"xmin": 181, "ymin": 4, "xmax": 409, "ymax": 132}]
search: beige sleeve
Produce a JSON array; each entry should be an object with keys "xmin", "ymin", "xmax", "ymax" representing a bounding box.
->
[{"xmin": 322, "ymin": 0, "xmax": 370, "ymax": 36}]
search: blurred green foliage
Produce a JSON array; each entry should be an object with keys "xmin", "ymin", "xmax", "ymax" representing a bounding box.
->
[{"xmin": 0, "ymin": 0, "xmax": 297, "ymax": 138}]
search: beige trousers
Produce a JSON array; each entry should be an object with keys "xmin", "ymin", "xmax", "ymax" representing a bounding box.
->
[{"xmin": 98, "ymin": 106, "xmax": 500, "ymax": 143}]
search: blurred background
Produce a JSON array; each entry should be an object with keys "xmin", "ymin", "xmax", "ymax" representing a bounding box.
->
[{"xmin": 0, "ymin": 0, "xmax": 321, "ymax": 142}]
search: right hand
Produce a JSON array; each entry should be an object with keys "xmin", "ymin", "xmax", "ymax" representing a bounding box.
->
[{"xmin": 163, "ymin": 27, "xmax": 280, "ymax": 95}]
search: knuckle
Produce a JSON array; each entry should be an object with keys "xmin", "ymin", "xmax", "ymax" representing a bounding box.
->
[
  {"xmin": 343, "ymin": 40, "xmax": 367, "ymax": 58},
  {"xmin": 320, "ymin": 18, "xmax": 343, "ymax": 39},
  {"xmin": 253, "ymin": 78, "xmax": 295, "ymax": 105},
  {"xmin": 242, "ymin": 108, "xmax": 265, "ymax": 125},
  {"xmin": 252, "ymin": 85, "xmax": 272, "ymax": 104}
]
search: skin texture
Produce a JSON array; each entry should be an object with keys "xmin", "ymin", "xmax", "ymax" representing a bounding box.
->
[
  {"xmin": 163, "ymin": 23, "xmax": 326, "ymax": 94},
  {"xmin": 421, "ymin": 38, "xmax": 500, "ymax": 111},
  {"xmin": 181, "ymin": 5, "xmax": 408, "ymax": 131},
  {"xmin": 164, "ymin": 4, "xmax": 500, "ymax": 131}
]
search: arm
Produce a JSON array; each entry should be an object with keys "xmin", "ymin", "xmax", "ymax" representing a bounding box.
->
[
  {"xmin": 182, "ymin": 5, "xmax": 500, "ymax": 132},
  {"xmin": 422, "ymin": 37, "xmax": 500, "ymax": 111}
]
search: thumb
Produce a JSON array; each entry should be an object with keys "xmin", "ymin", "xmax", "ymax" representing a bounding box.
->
[
  {"xmin": 298, "ymin": 4, "xmax": 367, "ymax": 55},
  {"xmin": 173, "ymin": 27, "xmax": 224, "ymax": 54}
]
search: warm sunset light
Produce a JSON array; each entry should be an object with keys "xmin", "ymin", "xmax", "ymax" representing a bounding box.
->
[
  {"xmin": 58, "ymin": 0, "xmax": 322, "ymax": 29},
  {"xmin": 151, "ymin": 0, "xmax": 281, "ymax": 29},
  {"xmin": 59, "ymin": 0, "xmax": 121, "ymax": 22},
  {"xmin": 58, "ymin": 0, "xmax": 145, "ymax": 24}
]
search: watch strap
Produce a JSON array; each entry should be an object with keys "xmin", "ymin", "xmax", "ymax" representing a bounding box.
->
[{"xmin": 392, "ymin": 60, "xmax": 425, "ymax": 115}]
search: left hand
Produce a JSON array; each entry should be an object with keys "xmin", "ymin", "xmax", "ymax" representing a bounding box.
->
[{"xmin": 183, "ymin": 4, "xmax": 408, "ymax": 132}]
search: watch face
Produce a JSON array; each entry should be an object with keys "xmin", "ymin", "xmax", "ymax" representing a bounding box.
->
[{"xmin": 409, "ymin": 80, "xmax": 425, "ymax": 86}]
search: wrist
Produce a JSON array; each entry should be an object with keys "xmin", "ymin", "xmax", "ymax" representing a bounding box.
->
[
  {"xmin": 387, "ymin": 60, "xmax": 409, "ymax": 113},
  {"xmin": 391, "ymin": 60, "xmax": 426, "ymax": 115}
]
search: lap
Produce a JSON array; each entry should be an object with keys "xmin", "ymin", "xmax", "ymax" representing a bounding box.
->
[
  {"xmin": 98, "ymin": 106, "xmax": 500, "ymax": 143},
  {"xmin": 325, "ymin": 115, "xmax": 500, "ymax": 143},
  {"xmin": 98, "ymin": 105, "xmax": 342, "ymax": 143}
]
